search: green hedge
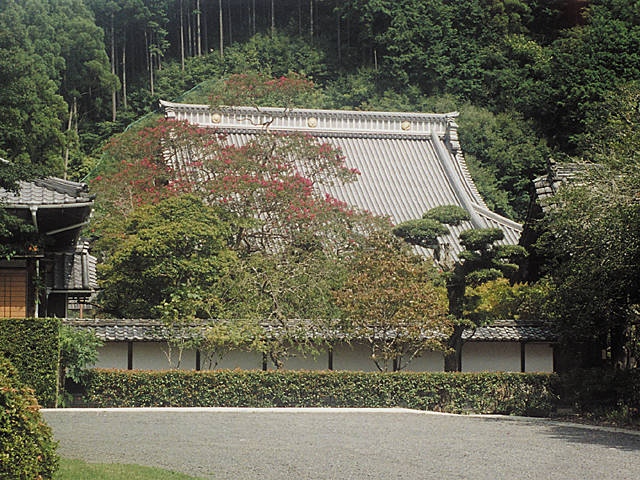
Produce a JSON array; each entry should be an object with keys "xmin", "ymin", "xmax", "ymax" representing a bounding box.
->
[
  {"xmin": 83, "ymin": 369, "xmax": 557, "ymax": 416},
  {"xmin": 555, "ymin": 368, "xmax": 640, "ymax": 419},
  {"xmin": 0, "ymin": 356, "xmax": 59, "ymax": 479},
  {"xmin": 0, "ymin": 318, "xmax": 61, "ymax": 407}
]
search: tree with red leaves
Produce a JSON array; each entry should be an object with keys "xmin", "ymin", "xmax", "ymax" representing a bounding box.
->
[{"xmin": 92, "ymin": 111, "xmax": 388, "ymax": 367}]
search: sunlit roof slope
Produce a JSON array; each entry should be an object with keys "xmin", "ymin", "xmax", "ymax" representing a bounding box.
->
[{"xmin": 160, "ymin": 101, "xmax": 522, "ymax": 258}]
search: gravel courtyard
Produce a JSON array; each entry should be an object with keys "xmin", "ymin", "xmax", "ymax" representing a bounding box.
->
[{"xmin": 43, "ymin": 408, "xmax": 640, "ymax": 480}]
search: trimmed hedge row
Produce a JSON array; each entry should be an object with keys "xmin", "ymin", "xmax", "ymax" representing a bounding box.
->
[
  {"xmin": 0, "ymin": 318, "xmax": 61, "ymax": 407},
  {"xmin": 0, "ymin": 356, "xmax": 59, "ymax": 478},
  {"xmin": 556, "ymin": 368, "xmax": 640, "ymax": 417},
  {"xmin": 83, "ymin": 369, "xmax": 557, "ymax": 416}
]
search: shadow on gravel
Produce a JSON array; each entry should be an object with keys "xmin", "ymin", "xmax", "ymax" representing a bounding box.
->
[{"xmin": 545, "ymin": 425, "xmax": 640, "ymax": 452}]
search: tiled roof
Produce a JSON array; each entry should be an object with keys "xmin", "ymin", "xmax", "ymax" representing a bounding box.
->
[
  {"xmin": 532, "ymin": 162, "xmax": 591, "ymax": 212},
  {"xmin": 49, "ymin": 240, "xmax": 98, "ymax": 293},
  {"xmin": 0, "ymin": 177, "xmax": 94, "ymax": 207},
  {"xmin": 160, "ymin": 101, "xmax": 522, "ymax": 258},
  {"xmin": 64, "ymin": 319, "xmax": 555, "ymax": 343},
  {"xmin": 462, "ymin": 319, "xmax": 555, "ymax": 342}
]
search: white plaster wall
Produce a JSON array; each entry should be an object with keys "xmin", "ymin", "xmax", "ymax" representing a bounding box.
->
[
  {"xmin": 279, "ymin": 348, "xmax": 330, "ymax": 371},
  {"xmin": 131, "ymin": 342, "xmax": 197, "ymax": 370},
  {"xmin": 524, "ymin": 343, "xmax": 554, "ymax": 372},
  {"xmin": 94, "ymin": 340, "xmax": 554, "ymax": 373},
  {"xmin": 461, "ymin": 342, "xmax": 521, "ymax": 372},
  {"xmin": 332, "ymin": 342, "xmax": 378, "ymax": 372},
  {"xmin": 94, "ymin": 342, "xmax": 128, "ymax": 369},
  {"xmin": 403, "ymin": 351, "xmax": 444, "ymax": 372}
]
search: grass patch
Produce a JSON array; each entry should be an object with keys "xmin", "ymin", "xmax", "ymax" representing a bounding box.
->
[{"xmin": 55, "ymin": 458, "xmax": 204, "ymax": 479}]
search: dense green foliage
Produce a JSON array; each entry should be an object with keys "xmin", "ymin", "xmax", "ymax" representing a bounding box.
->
[
  {"xmin": 0, "ymin": 0, "xmax": 113, "ymax": 173},
  {"xmin": 97, "ymin": 195, "xmax": 239, "ymax": 319},
  {"xmin": 0, "ymin": 318, "xmax": 61, "ymax": 407},
  {"xmin": 538, "ymin": 169, "xmax": 640, "ymax": 367},
  {"xmin": 530, "ymin": 80, "xmax": 640, "ymax": 369},
  {"xmin": 82, "ymin": 368, "xmax": 556, "ymax": 416},
  {"xmin": 0, "ymin": 1, "xmax": 66, "ymax": 170},
  {"xmin": 59, "ymin": 325, "xmax": 103, "ymax": 384},
  {"xmin": 555, "ymin": 368, "xmax": 640, "ymax": 423},
  {"xmin": 0, "ymin": 356, "xmax": 59, "ymax": 479}
]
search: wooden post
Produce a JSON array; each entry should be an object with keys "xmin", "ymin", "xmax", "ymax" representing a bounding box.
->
[{"xmin": 127, "ymin": 342, "xmax": 133, "ymax": 370}]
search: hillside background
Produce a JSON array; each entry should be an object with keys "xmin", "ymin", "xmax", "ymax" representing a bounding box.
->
[{"xmin": 0, "ymin": 0, "xmax": 637, "ymax": 220}]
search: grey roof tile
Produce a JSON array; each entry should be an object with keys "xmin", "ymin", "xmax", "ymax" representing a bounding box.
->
[
  {"xmin": 160, "ymin": 102, "xmax": 522, "ymax": 258},
  {"xmin": 63, "ymin": 319, "xmax": 555, "ymax": 343},
  {"xmin": 49, "ymin": 240, "xmax": 98, "ymax": 292},
  {"xmin": 532, "ymin": 162, "xmax": 594, "ymax": 212},
  {"xmin": 462, "ymin": 319, "xmax": 556, "ymax": 342},
  {"xmin": 0, "ymin": 177, "xmax": 94, "ymax": 207}
]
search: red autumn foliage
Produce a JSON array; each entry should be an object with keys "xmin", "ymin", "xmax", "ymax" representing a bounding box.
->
[{"xmin": 92, "ymin": 117, "xmax": 380, "ymax": 255}]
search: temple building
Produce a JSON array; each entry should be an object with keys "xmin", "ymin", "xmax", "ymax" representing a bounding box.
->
[{"xmin": 68, "ymin": 102, "xmax": 555, "ymax": 373}]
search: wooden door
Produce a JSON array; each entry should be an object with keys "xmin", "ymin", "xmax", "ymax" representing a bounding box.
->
[{"xmin": 0, "ymin": 269, "xmax": 27, "ymax": 318}]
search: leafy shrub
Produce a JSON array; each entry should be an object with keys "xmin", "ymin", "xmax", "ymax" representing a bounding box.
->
[
  {"xmin": 0, "ymin": 356, "xmax": 59, "ymax": 479},
  {"xmin": 83, "ymin": 369, "xmax": 557, "ymax": 416},
  {"xmin": 59, "ymin": 326, "xmax": 102, "ymax": 384},
  {"xmin": 0, "ymin": 318, "xmax": 61, "ymax": 407},
  {"xmin": 554, "ymin": 368, "xmax": 640, "ymax": 421}
]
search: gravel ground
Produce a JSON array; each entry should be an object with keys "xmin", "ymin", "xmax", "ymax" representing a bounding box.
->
[{"xmin": 43, "ymin": 408, "xmax": 640, "ymax": 480}]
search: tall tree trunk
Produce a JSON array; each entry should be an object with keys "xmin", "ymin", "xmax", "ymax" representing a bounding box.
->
[
  {"xmin": 251, "ymin": 0, "xmax": 256, "ymax": 35},
  {"xmin": 445, "ymin": 267, "xmax": 466, "ymax": 372},
  {"xmin": 187, "ymin": 1, "xmax": 193, "ymax": 57},
  {"xmin": 444, "ymin": 324, "xmax": 465, "ymax": 372},
  {"xmin": 63, "ymin": 98, "xmax": 75, "ymax": 180},
  {"xmin": 226, "ymin": 0, "xmax": 232, "ymax": 45},
  {"xmin": 196, "ymin": 0, "xmax": 202, "ymax": 56},
  {"xmin": 271, "ymin": 0, "xmax": 275, "ymax": 35},
  {"xmin": 110, "ymin": 12, "xmax": 117, "ymax": 121},
  {"xmin": 180, "ymin": 0, "xmax": 185, "ymax": 70},
  {"xmin": 145, "ymin": 29, "xmax": 154, "ymax": 95},
  {"xmin": 218, "ymin": 0, "xmax": 224, "ymax": 57},
  {"xmin": 309, "ymin": 0, "xmax": 313, "ymax": 38},
  {"xmin": 121, "ymin": 39, "xmax": 127, "ymax": 110},
  {"xmin": 336, "ymin": 9, "xmax": 341, "ymax": 64}
]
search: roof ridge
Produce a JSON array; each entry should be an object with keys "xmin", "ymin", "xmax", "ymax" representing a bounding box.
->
[
  {"xmin": 160, "ymin": 100, "xmax": 458, "ymax": 120},
  {"xmin": 34, "ymin": 177, "xmax": 91, "ymax": 198},
  {"xmin": 161, "ymin": 100, "xmax": 457, "ymax": 137}
]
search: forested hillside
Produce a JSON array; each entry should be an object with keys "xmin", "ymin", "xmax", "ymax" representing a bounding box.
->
[{"xmin": 3, "ymin": 0, "xmax": 639, "ymax": 221}]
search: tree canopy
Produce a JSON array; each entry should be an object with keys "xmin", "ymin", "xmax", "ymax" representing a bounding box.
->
[
  {"xmin": 394, "ymin": 206, "xmax": 527, "ymax": 371},
  {"xmin": 335, "ymin": 234, "xmax": 450, "ymax": 372},
  {"xmin": 97, "ymin": 194, "xmax": 239, "ymax": 319}
]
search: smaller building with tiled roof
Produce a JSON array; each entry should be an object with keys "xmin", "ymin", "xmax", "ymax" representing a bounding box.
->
[
  {"xmin": 520, "ymin": 160, "xmax": 594, "ymax": 282},
  {"xmin": 0, "ymin": 177, "xmax": 96, "ymax": 318}
]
